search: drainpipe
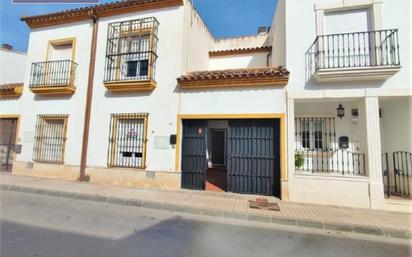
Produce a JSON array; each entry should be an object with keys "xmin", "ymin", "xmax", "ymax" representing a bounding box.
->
[{"xmin": 79, "ymin": 10, "xmax": 99, "ymax": 181}]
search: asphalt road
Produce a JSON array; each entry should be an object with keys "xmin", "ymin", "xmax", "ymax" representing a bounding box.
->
[{"xmin": 0, "ymin": 190, "xmax": 410, "ymax": 257}]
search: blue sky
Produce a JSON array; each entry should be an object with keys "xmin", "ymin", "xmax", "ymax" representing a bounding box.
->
[{"xmin": 0, "ymin": 0, "xmax": 277, "ymax": 52}]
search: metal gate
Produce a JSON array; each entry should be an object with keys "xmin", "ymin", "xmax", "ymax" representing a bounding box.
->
[
  {"xmin": 393, "ymin": 151, "xmax": 411, "ymax": 196},
  {"xmin": 227, "ymin": 119, "xmax": 280, "ymax": 197},
  {"xmin": 0, "ymin": 118, "xmax": 18, "ymax": 171},
  {"xmin": 181, "ymin": 120, "xmax": 207, "ymax": 190},
  {"xmin": 382, "ymin": 151, "xmax": 411, "ymax": 197}
]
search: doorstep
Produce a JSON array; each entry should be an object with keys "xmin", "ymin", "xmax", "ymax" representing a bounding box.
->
[
  {"xmin": 384, "ymin": 198, "xmax": 412, "ymax": 213},
  {"xmin": 0, "ymin": 173, "xmax": 410, "ymax": 239}
]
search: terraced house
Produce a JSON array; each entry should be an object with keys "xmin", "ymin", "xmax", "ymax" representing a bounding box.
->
[{"xmin": 0, "ymin": 0, "xmax": 410, "ymax": 212}]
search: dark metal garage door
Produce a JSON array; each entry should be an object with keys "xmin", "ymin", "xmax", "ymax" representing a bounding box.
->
[
  {"xmin": 227, "ymin": 119, "xmax": 280, "ymax": 197},
  {"xmin": 181, "ymin": 120, "xmax": 207, "ymax": 190}
]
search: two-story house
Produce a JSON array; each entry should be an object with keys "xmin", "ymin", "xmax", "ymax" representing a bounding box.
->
[
  {"xmin": 0, "ymin": 0, "xmax": 410, "ymax": 211},
  {"xmin": 272, "ymin": 0, "xmax": 411, "ymax": 211}
]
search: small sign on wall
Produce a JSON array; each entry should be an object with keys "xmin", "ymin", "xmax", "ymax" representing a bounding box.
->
[{"xmin": 154, "ymin": 136, "xmax": 170, "ymax": 150}]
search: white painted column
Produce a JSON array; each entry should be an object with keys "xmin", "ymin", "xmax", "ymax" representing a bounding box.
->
[
  {"xmin": 281, "ymin": 98, "xmax": 295, "ymax": 201},
  {"xmin": 365, "ymin": 96, "xmax": 384, "ymax": 209},
  {"xmin": 287, "ymin": 98, "xmax": 295, "ymax": 180}
]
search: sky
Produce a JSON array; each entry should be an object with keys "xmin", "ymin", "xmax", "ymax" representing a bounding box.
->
[{"xmin": 0, "ymin": 0, "xmax": 277, "ymax": 52}]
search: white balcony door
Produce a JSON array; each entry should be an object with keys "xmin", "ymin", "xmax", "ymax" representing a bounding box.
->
[
  {"xmin": 47, "ymin": 44, "xmax": 73, "ymax": 84},
  {"xmin": 323, "ymin": 9, "xmax": 372, "ymax": 68}
]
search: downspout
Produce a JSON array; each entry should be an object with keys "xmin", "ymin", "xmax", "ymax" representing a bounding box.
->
[{"xmin": 79, "ymin": 10, "xmax": 99, "ymax": 181}]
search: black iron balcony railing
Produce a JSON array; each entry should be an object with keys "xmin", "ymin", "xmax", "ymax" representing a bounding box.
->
[
  {"xmin": 30, "ymin": 60, "xmax": 77, "ymax": 87},
  {"xmin": 104, "ymin": 51, "xmax": 157, "ymax": 82},
  {"xmin": 307, "ymin": 29, "xmax": 400, "ymax": 73}
]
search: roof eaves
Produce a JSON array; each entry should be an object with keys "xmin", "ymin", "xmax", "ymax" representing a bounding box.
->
[{"xmin": 20, "ymin": 0, "xmax": 184, "ymax": 29}]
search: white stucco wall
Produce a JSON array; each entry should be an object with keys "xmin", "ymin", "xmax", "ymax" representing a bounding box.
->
[
  {"xmin": 181, "ymin": 0, "xmax": 214, "ymax": 73},
  {"xmin": 180, "ymin": 87, "xmax": 286, "ymax": 114},
  {"xmin": 86, "ymin": 6, "xmax": 185, "ymax": 172},
  {"xmin": 380, "ymin": 96, "xmax": 412, "ymax": 154},
  {"xmin": 213, "ymin": 35, "xmax": 269, "ymax": 51},
  {"xmin": 270, "ymin": 0, "xmax": 286, "ymax": 67},
  {"xmin": 1, "ymin": 21, "xmax": 93, "ymax": 166},
  {"xmin": 288, "ymin": 175, "xmax": 371, "ymax": 208},
  {"xmin": 208, "ymin": 53, "xmax": 268, "ymax": 70},
  {"xmin": 0, "ymin": 48, "xmax": 27, "ymax": 84}
]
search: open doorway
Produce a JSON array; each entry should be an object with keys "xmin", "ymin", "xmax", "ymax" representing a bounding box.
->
[
  {"xmin": 180, "ymin": 118, "xmax": 281, "ymax": 197},
  {"xmin": 206, "ymin": 128, "xmax": 227, "ymax": 192}
]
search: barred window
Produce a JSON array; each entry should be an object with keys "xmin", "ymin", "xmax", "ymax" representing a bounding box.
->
[
  {"xmin": 104, "ymin": 17, "xmax": 159, "ymax": 82},
  {"xmin": 296, "ymin": 117, "xmax": 335, "ymax": 151},
  {"xmin": 33, "ymin": 115, "xmax": 68, "ymax": 163},
  {"xmin": 108, "ymin": 113, "xmax": 148, "ymax": 168}
]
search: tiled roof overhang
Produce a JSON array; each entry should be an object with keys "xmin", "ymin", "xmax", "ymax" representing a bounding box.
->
[
  {"xmin": 209, "ymin": 46, "xmax": 272, "ymax": 57},
  {"xmin": 0, "ymin": 83, "xmax": 24, "ymax": 97},
  {"xmin": 20, "ymin": 0, "xmax": 184, "ymax": 29},
  {"xmin": 177, "ymin": 67, "xmax": 289, "ymax": 89}
]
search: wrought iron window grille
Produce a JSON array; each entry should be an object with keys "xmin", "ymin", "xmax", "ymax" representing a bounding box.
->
[
  {"xmin": 107, "ymin": 113, "xmax": 148, "ymax": 169},
  {"xmin": 33, "ymin": 114, "xmax": 69, "ymax": 164},
  {"xmin": 295, "ymin": 117, "xmax": 366, "ymax": 175},
  {"xmin": 104, "ymin": 17, "xmax": 159, "ymax": 83}
]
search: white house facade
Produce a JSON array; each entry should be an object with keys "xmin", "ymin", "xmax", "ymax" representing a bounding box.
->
[
  {"xmin": 273, "ymin": 0, "xmax": 411, "ymax": 211},
  {"xmin": 0, "ymin": 0, "xmax": 410, "ymax": 211},
  {"xmin": 0, "ymin": 44, "xmax": 27, "ymax": 171}
]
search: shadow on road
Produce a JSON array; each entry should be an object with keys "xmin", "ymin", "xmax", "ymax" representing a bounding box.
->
[{"xmin": 2, "ymin": 216, "xmax": 410, "ymax": 257}]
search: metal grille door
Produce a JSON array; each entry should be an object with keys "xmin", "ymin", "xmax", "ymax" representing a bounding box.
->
[
  {"xmin": 181, "ymin": 120, "xmax": 207, "ymax": 190},
  {"xmin": 227, "ymin": 119, "xmax": 280, "ymax": 197},
  {"xmin": 0, "ymin": 118, "xmax": 18, "ymax": 171}
]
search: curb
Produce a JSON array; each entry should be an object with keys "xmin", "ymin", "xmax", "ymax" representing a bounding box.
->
[{"xmin": 1, "ymin": 184, "xmax": 410, "ymax": 240}]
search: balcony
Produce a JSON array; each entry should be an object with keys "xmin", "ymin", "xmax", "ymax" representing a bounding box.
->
[
  {"xmin": 29, "ymin": 60, "xmax": 77, "ymax": 95},
  {"xmin": 307, "ymin": 29, "xmax": 401, "ymax": 82},
  {"xmin": 103, "ymin": 17, "xmax": 158, "ymax": 92}
]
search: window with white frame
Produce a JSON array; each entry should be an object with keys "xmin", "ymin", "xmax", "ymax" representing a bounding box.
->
[
  {"xmin": 121, "ymin": 35, "xmax": 150, "ymax": 79},
  {"xmin": 323, "ymin": 8, "xmax": 372, "ymax": 67}
]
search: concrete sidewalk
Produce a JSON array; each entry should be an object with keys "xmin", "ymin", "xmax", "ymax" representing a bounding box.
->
[{"xmin": 1, "ymin": 173, "xmax": 411, "ymax": 239}]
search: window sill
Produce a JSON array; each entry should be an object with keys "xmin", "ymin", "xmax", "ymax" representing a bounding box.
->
[
  {"xmin": 294, "ymin": 171, "xmax": 369, "ymax": 181},
  {"xmin": 104, "ymin": 79, "xmax": 156, "ymax": 92},
  {"xmin": 30, "ymin": 85, "xmax": 76, "ymax": 96}
]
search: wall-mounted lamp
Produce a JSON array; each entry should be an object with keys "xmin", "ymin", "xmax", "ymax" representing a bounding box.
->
[{"xmin": 337, "ymin": 103, "xmax": 345, "ymax": 119}]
